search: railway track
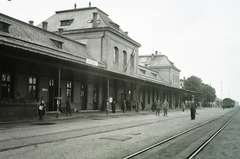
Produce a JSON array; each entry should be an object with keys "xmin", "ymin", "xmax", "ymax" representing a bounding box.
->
[
  {"xmin": 122, "ymin": 109, "xmax": 239, "ymax": 159},
  {"xmin": 187, "ymin": 109, "xmax": 239, "ymax": 159},
  {"xmin": 0, "ymin": 108, "xmax": 237, "ymax": 159}
]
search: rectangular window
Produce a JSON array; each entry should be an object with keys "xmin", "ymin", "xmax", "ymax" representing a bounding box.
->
[
  {"xmin": 49, "ymin": 79, "xmax": 54, "ymax": 86},
  {"xmin": 60, "ymin": 19, "xmax": 74, "ymax": 26},
  {"xmin": 28, "ymin": 76, "xmax": 37, "ymax": 100},
  {"xmin": 50, "ymin": 38, "xmax": 63, "ymax": 49},
  {"xmin": 0, "ymin": 21, "xmax": 10, "ymax": 33},
  {"xmin": 1, "ymin": 73, "xmax": 11, "ymax": 98},
  {"xmin": 67, "ymin": 81, "xmax": 72, "ymax": 100},
  {"xmin": 140, "ymin": 69, "xmax": 146, "ymax": 74},
  {"xmin": 151, "ymin": 73, "xmax": 157, "ymax": 78}
]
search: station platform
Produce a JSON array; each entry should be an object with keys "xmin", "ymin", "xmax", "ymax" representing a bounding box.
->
[{"xmin": 0, "ymin": 108, "xmax": 184, "ymax": 124}]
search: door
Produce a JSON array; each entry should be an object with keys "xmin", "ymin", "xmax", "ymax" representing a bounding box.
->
[{"xmin": 48, "ymin": 79, "xmax": 56, "ymax": 111}]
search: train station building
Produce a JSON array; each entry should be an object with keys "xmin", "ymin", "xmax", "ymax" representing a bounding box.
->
[{"xmin": 0, "ymin": 5, "xmax": 192, "ymax": 118}]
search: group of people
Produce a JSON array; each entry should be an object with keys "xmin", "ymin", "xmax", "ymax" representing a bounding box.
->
[
  {"xmin": 37, "ymin": 96, "xmax": 197, "ymax": 120},
  {"xmin": 152, "ymin": 99, "xmax": 169, "ymax": 116},
  {"xmin": 37, "ymin": 96, "xmax": 72, "ymax": 120},
  {"xmin": 111, "ymin": 100, "xmax": 144, "ymax": 113}
]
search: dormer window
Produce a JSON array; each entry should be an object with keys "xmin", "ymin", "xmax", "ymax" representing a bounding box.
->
[
  {"xmin": 0, "ymin": 21, "xmax": 10, "ymax": 33},
  {"xmin": 60, "ymin": 19, "xmax": 74, "ymax": 26},
  {"xmin": 109, "ymin": 21, "xmax": 120, "ymax": 30},
  {"xmin": 151, "ymin": 73, "xmax": 157, "ymax": 78},
  {"xmin": 50, "ymin": 38, "xmax": 63, "ymax": 49},
  {"xmin": 140, "ymin": 69, "xmax": 146, "ymax": 74}
]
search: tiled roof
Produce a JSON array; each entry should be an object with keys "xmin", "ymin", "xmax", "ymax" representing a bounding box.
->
[
  {"xmin": 39, "ymin": 7, "xmax": 121, "ymax": 31},
  {"xmin": 138, "ymin": 65, "xmax": 169, "ymax": 86},
  {"xmin": 139, "ymin": 54, "xmax": 180, "ymax": 71},
  {"xmin": 37, "ymin": 7, "xmax": 137, "ymax": 43},
  {"xmin": 0, "ymin": 13, "xmax": 104, "ymax": 68}
]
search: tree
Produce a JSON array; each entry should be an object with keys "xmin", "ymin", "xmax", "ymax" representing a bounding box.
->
[
  {"xmin": 183, "ymin": 75, "xmax": 217, "ymax": 107},
  {"xmin": 184, "ymin": 76, "xmax": 203, "ymax": 103},
  {"xmin": 201, "ymin": 84, "xmax": 216, "ymax": 107}
]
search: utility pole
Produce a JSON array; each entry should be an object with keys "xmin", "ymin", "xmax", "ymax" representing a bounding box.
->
[{"xmin": 221, "ymin": 82, "xmax": 222, "ymax": 100}]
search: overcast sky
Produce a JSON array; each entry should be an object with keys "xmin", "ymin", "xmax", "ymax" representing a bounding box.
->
[{"xmin": 1, "ymin": 0, "xmax": 240, "ymax": 102}]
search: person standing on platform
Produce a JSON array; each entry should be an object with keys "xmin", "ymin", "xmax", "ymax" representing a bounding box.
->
[
  {"xmin": 190, "ymin": 96, "xmax": 196, "ymax": 120},
  {"xmin": 152, "ymin": 101, "xmax": 157, "ymax": 112},
  {"xmin": 122, "ymin": 100, "xmax": 126, "ymax": 113},
  {"xmin": 112, "ymin": 100, "xmax": 116, "ymax": 113},
  {"xmin": 182, "ymin": 102, "xmax": 186, "ymax": 112},
  {"xmin": 38, "ymin": 97, "xmax": 45, "ymax": 120},
  {"xmin": 66, "ymin": 97, "xmax": 72, "ymax": 116},
  {"xmin": 163, "ymin": 99, "xmax": 169, "ymax": 116},
  {"xmin": 155, "ymin": 100, "xmax": 161, "ymax": 116},
  {"xmin": 135, "ymin": 101, "xmax": 139, "ymax": 113},
  {"xmin": 141, "ymin": 101, "xmax": 145, "ymax": 110}
]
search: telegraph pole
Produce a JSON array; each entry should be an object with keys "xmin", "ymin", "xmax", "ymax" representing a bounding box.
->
[{"xmin": 221, "ymin": 82, "xmax": 222, "ymax": 100}]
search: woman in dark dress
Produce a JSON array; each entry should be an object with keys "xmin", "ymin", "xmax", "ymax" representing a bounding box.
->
[
  {"xmin": 112, "ymin": 100, "xmax": 116, "ymax": 113},
  {"xmin": 38, "ymin": 97, "xmax": 45, "ymax": 120}
]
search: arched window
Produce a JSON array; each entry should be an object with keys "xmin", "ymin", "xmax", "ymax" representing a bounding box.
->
[
  {"xmin": 123, "ymin": 50, "xmax": 127, "ymax": 65},
  {"xmin": 114, "ymin": 46, "xmax": 119, "ymax": 63}
]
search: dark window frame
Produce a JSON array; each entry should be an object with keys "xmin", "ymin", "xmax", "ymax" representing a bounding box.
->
[
  {"xmin": 66, "ymin": 80, "xmax": 72, "ymax": 101},
  {"xmin": 0, "ymin": 21, "xmax": 10, "ymax": 33},
  {"xmin": 50, "ymin": 38, "xmax": 63, "ymax": 49},
  {"xmin": 1, "ymin": 72, "xmax": 11, "ymax": 98},
  {"xmin": 60, "ymin": 19, "xmax": 74, "ymax": 26},
  {"xmin": 123, "ymin": 50, "xmax": 127, "ymax": 65},
  {"xmin": 114, "ymin": 46, "xmax": 119, "ymax": 63}
]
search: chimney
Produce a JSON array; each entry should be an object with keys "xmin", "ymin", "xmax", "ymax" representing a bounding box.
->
[
  {"xmin": 125, "ymin": 31, "xmax": 128, "ymax": 35},
  {"xmin": 42, "ymin": 21, "xmax": 48, "ymax": 30},
  {"xmin": 92, "ymin": 12, "xmax": 98, "ymax": 28},
  {"xmin": 74, "ymin": 3, "xmax": 77, "ymax": 9},
  {"xmin": 155, "ymin": 51, "xmax": 158, "ymax": 55},
  {"xmin": 58, "ymin": 28, "xmax": 63, "ymax": 35},
  {"xmin": 29, "ymin": 21, "xmax": 34, "ymax": 25},
  {"xmin": 151, "ymin": 54, "xmax": 154, "ymax": 60},
  {"xmin": 89, "ymin": 1, "xmax": 91, "ymax": 7}
]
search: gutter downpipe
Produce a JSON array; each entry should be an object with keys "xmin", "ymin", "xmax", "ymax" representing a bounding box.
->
[
  {"xmin": 56, "ymin": 65, "xmax": 62, "ymax": 117},
  {"xmin": 101, "ymin": 30, "xmax": 106, "ymax": 62}
]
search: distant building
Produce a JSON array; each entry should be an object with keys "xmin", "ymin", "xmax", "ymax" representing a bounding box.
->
[
  {"xmin": 139, "ymin": 51, "xmax": 181, "ymax": 88},
  {"xmin": 139, "ymin": 51, "xmax": 183, "ymax": 108}
]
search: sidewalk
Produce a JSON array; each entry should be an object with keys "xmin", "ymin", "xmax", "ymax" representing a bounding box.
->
[{"xmin": 0, "ymin": 108, "xmax": 185, "ymax": 124}]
